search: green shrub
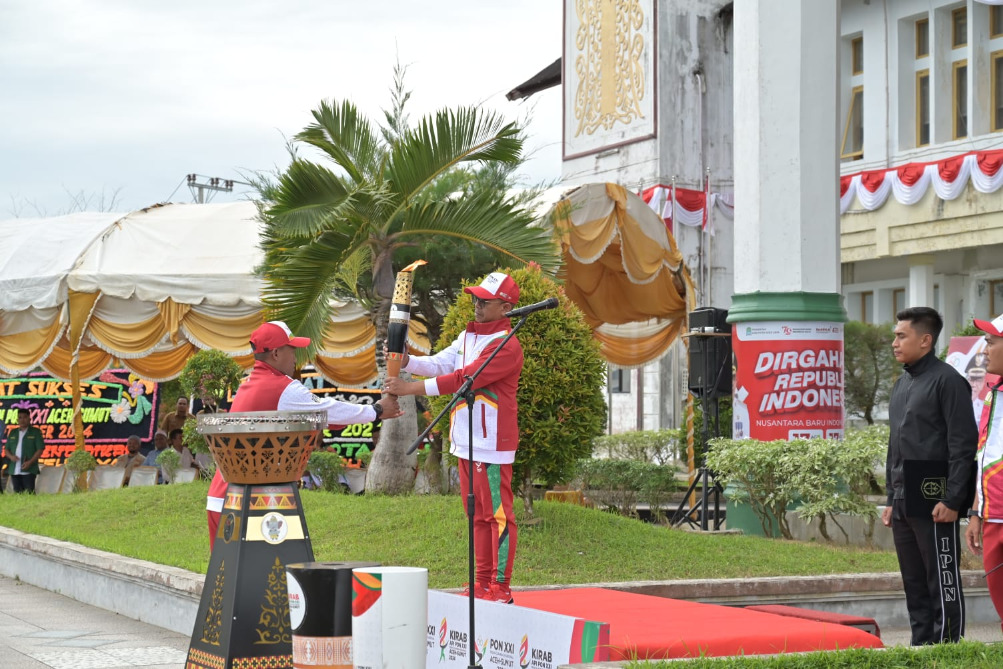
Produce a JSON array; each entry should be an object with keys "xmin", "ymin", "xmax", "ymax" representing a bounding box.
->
[
  {"xmin": 65, "ymin": 448, "xmax": 97, "ymax": 493},
  {"xmin": 843, "ymin": 321, "xmax": 896, "ymax": 424},
  {"xmin": 178, "ymin": 348, "xmax": 245, "ymax": 454},
  {"xmin": 430, "ymin": 265, "xmax": 608, "ymax": 514},
  {"xmin": 593, "ymin": 429, "xmax": 678, "ymax": 464},
  {"xmin": 156, "ymin": 448, "xmax": 181, "ymax": 484},
  {"xmin": 308, "ymin": 450, "xmax": 348, "ymax": 493},
  {"xmin": 706, "ymin": 428, "xmax": 887, "ymax": 540},
  {"xmin": 573, "ymin": 458, "xmax": 680, "ymax": 519}
]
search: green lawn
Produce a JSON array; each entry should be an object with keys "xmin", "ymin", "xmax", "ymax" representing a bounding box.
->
[
  {"xmin": 0, "ymin": 482, "xmax": 898, "ymax": 588},
  {"xmin": 630, "ymin": 642, "xmax": 1003, "ymax": 668}
]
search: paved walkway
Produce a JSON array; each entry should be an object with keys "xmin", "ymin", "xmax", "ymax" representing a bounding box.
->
[{"xmin": 0, "ymin": 576, "xmax": 188, "ymax": 669}]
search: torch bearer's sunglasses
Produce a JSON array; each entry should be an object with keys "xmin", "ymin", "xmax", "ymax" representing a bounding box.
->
[{"xmin": 470, "ymin": 296, "xmax": 505, "ymax": 307}]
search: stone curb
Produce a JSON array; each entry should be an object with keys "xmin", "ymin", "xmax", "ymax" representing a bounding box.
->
[{"xmin": 0, "ymin": 526, "xmax": 202, "ymax": 634}]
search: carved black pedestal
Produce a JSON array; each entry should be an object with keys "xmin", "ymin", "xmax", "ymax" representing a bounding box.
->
[{"xmin": 186, "ymin": 482, "xmax": 313, "ymax": 669}]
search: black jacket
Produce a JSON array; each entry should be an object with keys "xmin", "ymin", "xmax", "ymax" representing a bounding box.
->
[{"xmin": 886, "ymin": 350, "xmax": 978, "ymax": 510}]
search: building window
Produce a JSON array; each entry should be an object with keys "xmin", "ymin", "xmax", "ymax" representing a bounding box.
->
[
  {"xmin": 893, "ymin": 289, "xmax": 906, "ymax": 322},
  {"xmin": 842, "ymin": 86, "xmax": 864, "ymax": 160},
  {"xmin": 609, "ymin": 368, "xmax": 630, "ymax": 394},
  {"xmin": 851, "ymin": 37, "xmax": 863, "ymax": 75},
  {"xmin": 916, "ymin": 18, "xmax": 929, "ymax": 58},
  {"xmin": 917, "ymin": 69, "xmax": 930, "ymax": 146},
  {"xmin": 860, "ymin": 291, "xmax": 874, "ymax": 324},
  {"xmin": 954, "ymin": 60, "xmax": 968, "ymax": 139},
  {"xmin": 993, "ymin": 6, "xmax": 1003, "ymax": 39},
  {"xmin": 994, "ymin": 52, "xmax": 1003, "ymax": 132},
  {"xmin": 953, "ymin": 7, "xmax": 967, "ymax": 49},
  {"xmin": 992, "ymin": 281, "xmax": 1003, "ymax": 317}
]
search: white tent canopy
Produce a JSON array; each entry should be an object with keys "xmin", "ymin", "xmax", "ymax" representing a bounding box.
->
[{"xmin": 0, "ymin": 202, "xmax": 422, "ymax": 386}]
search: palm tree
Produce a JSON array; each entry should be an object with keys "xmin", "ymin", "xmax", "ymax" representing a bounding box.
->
[{"xmin": 260, "ymin": 98, "xmax": 559, "ymax": 494}]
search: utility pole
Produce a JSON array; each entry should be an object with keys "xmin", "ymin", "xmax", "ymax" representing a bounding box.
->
[{"xmin": 186, "ymin": 173, "xmax": 248, "ymax": 204}]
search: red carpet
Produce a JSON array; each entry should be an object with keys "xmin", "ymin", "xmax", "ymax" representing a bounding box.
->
[{"xmin": 515, "ymin": 588, "xmax": 883, "ymax": 660}]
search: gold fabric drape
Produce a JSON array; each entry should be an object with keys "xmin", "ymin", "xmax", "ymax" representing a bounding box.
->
[
  {"xmin": 553, "ymin": 182, "xmax": 696, "ymax": 367},
  {"xmin": 0, "ymin": 320, "xmax": 65, "ymax": 373},
  {"xmin": 156, "ymin": 299, "xmax": 192, "ymax": 345}
]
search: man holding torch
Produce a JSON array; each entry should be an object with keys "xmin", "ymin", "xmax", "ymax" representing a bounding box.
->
[{"xmin": 385, "ymin": 272, "xmax": 524, "ymax": 604}]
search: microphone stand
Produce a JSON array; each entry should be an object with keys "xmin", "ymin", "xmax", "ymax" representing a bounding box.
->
[{"xmin": 407, "ymin": 316, "xmax": 528, "ymax": 669}]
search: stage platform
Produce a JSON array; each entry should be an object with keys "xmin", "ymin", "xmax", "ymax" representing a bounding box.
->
[{"xmin": 514, "ymin": 587, "xmax": 883, "ymax": 661}]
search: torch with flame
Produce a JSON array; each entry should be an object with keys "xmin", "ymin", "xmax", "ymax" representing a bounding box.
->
[{"xmin": 386, "ymin": 259, "xmax": 426, "ymax": 380}]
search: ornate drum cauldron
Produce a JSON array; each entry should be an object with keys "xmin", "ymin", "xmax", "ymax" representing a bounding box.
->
[{"xmin": 197, "ymin": 410, "xmax": 326, "ymax": 485}]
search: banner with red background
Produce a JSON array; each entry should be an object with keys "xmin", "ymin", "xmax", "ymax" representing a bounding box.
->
[{"xmin": 732, "ymin": 322, "xmax": 844, "ymax": 441}]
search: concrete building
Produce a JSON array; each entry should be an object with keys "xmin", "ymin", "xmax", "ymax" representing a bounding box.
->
[
  {"xmin": 517, "ymin": 1, "xmax": 737, "ymax": 434},
  {"xmin": 516, "ymin": 0, "xmax": 1003, "ymax": 434},
  {"xmin": 840, "ymin": 0, "xmax": 1003, "ymax": 338}
]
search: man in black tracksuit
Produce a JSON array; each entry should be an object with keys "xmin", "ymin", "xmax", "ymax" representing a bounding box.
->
[{"xmin": 883, "ymin": 307, "xmax": 978, "ymax": 644}]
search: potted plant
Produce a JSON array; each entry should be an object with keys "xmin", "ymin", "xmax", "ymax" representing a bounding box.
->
[
  {"xmin": 178, "ymin": 349, "xmax": 244, "ymax": 456},
  {"xmin": 64, "ymin": 448, "xmax": 97, "ymax": 492},
  {"xmin": 157, "ymin": 447, "xmax": 181, "ymax": 484}
]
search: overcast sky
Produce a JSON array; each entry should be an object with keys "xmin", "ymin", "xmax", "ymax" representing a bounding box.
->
[{"xmin": 0, "ymin": 1, "xmax": 563, "ymax": 217}]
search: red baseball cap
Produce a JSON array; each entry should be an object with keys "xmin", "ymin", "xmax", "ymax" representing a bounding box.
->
[
  {"xmin": 974, "ymin": 314, "xmax": 1003, "ymax": 337},
  {"xmin": 250, "ymin": 321, "xmax": 311, "ymax": 352},
  {"xmin": 463, "ymin": 272, "xmax": 520, "ymax": 305}
]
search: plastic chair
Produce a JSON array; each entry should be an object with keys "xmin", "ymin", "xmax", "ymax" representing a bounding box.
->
[
  {"xmin": 89, "ymin": 465, "xmax": 126, "ymax": 491},
  {"xmin": 36, "ymin": 466, "xmax": 66, "ymax": 494},
  {"xmin": 60, "ymin": 470, "xmax": 86, "ymax": 494},
  {"xmin": 128, "ymin": 466, "xmax": 159, "ymax": 487},
  {"xmin": 173, "ymin": 468, "xmax": 197, "ymax": 484}
]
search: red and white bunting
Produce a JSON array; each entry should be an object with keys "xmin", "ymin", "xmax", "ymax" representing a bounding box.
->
[
  {"xmin": 640, "ymin": 184, "xmax": 731, "ymax": 235},
  {"xmin": 840, "ymin": 149, "xmax": 1003, "ymax": 213}
]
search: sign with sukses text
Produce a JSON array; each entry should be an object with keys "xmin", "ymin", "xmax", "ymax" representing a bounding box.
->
[
  {"xmin": 0, "ymin": 369, "xmax": 159, "ymax": 465},
  {"xmin": 732, "ymin": 322, "xmax": 845, "ymax": 441}
]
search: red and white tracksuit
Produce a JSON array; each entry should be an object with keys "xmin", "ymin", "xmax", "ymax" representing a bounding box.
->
[
  {"xmin": 404, "ymin": 318, "xmax": 523, "ymax": 586},
  {"xmin": 206, "ymin": 361, "xmax": 379, "ymax": 548},
  {"xmin": 976, "ymin": 382, "xmax": 1003, "ymax": 629}
]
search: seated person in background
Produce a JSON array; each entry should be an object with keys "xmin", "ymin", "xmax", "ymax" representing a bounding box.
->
[
  {"xmin": 143, "ymin": 430, "xmax": 169, "ymax": 483},
  {"xmin": 169, "ymin": 428, "xmax": 197, "ymax": 480},
  {"xmin": 113, "ymin": 435, "xmax": 146, "ymax": 485}
]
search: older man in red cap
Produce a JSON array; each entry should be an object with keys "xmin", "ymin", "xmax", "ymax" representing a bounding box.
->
[
  {"xmin": 385, "ymin": 272, "xmax": 524, "ymax": 604},
  {"xmin": 966, "ymin": 313, "xmax": 1003, "ymax": 631},
  {"xmin": 206, "ymin": 321, "xmax": 401, "ymax": 548}
]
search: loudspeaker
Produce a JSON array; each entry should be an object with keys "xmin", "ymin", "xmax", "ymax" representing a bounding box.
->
[{"xmin": 687, "ymin": 308, "xmax": 732, "ymax": 398}]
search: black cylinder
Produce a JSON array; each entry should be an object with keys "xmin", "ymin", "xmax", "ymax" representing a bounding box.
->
[{"xmin": 286, "ymin": 561, "xmax": 380, "ymax": 637}]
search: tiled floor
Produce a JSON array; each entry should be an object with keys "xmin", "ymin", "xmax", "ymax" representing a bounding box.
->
[{"xmin": 0, "ymin": 577, "xmax": 189, "ymax": 669}]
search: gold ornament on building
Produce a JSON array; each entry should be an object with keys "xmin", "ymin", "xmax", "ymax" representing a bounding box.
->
[{"xmin": 574, "ymin": 0, "xmax": 647, "ymax": 137}]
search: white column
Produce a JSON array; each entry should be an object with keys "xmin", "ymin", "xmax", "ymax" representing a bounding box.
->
[
  {"xmin": 908, "ymin": 256, "xmax": 935, "ymax": 308},
  {"xmin": 939, "ymin": 274, "xmax": 963, "ymax": 338},
  {"xmin": 733, "ymin": 0, "xmax": 840, "ymax": 296}
]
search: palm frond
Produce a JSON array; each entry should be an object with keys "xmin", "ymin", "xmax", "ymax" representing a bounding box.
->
[
  {"xmin": 265, "ymin": 159, "xmax": 381, "ymax": 239},
  {"xmin": 261, "ymin": 228, "xmax": 368, "ymax": 351},
  {"xmin": 392, "ymin": 190, "xmax": 559, "ymax": 272},
  {"xmin": 332, "ymin": 245, "xmax": 374, "ymax": 303},
  {"xmin": 385, "ymin": 107, "xmax": 523, "ymax": 208},
  {"xmin": 296, "ymin": 100, "xmax": 384, "ymax": 184}
]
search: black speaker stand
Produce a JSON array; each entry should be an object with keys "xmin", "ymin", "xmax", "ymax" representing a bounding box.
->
[{"xmin": 673, "ymin": 327, "xmax": 730, "ymax": 531}]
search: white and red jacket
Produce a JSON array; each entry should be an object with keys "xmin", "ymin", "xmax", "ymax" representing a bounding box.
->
[
  {"xmin": 206, "ymin": 360, "xmax": 380, "ymax": 513},
  {"xmin": 404, "ymin": 318, "xmax": 523, "ymax": 464},
  {"xmin": 977, "ymin": 382, "xmax": 1003, "ymax": 521}
]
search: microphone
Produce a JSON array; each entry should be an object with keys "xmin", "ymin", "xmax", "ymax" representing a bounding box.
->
[{"xmin": 507, "ymin": 297, "xmax": 559, "ymax": 319}]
